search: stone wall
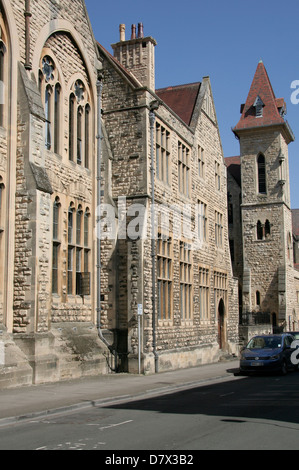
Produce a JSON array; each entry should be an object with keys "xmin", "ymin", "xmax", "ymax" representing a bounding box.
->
[{"xmin": 100, "ymin": 46, "xmax": 239, "ymax": 372}]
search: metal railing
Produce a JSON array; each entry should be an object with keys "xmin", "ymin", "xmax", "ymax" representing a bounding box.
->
[{"xmin": 240, "ymin": 312, "xmax": 271, "ymax": 326}]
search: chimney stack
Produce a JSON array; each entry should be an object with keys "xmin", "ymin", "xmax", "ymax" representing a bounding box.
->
[
  {"xmin": 137, "ymin": 23, "xmax": 144, "ymax": 39},
  {"xmin": 131, "ymin": 24, "xmax": 136, "ymax": 40},
  {"xmin": 112, "ymin": 22, "xmax": 157, "ymax": 91},
  {"xmin": 119, "ymin": 24, "xmax": 125, "ymax": 41}
]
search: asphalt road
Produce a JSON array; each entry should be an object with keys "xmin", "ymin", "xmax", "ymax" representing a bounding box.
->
[{"xmin": 1, "ymin": 371, "xmax": 299, "ymax": 451}]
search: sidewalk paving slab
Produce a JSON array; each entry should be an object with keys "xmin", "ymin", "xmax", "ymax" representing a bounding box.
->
[{"xmin": 0, "ymin": 360, "xmax": 240, "ymax": 426}]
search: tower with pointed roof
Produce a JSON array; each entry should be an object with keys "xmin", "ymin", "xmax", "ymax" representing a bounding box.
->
[{"xmin": 232, "ymin": 60, "xmax": 297, "ymax": 331}]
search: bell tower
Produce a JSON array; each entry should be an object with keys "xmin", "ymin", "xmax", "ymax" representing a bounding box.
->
[{"xmin": 233, "ymin": 61, "xmax": 295, "ymax": 329}]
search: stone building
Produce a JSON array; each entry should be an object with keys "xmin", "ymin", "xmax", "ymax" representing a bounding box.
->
[
  {"xmin": 226, "ymin": 60, "xmax": 299, "ymax": 339},
  {"xmin": 0, "ymin": 0, "xmax": 240, "ymax": 388},
  {"xmin": 0, "ymin": 0, "xmax": 109, "ymax": 388},
  {"xmin": 98, "ymin": 24, "xmax": 239, "ymax": 374}
]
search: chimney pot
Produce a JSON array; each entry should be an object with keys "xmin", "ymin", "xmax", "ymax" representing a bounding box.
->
[
  {"xmin": 119, "ymin": 24, "xmax": 126, "ymax": 41},
  {"xmin": 131, "ymin": 24, "xmax": 136, "ymax": 40},
  {"xmin": 138, "ymin": 23, "xmax": 144, "ymax": 39}
]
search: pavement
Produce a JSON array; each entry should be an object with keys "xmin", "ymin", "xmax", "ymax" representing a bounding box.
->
[{"xmin": 0, "ymin": 359, "xmax": 241, "ymax": 427}]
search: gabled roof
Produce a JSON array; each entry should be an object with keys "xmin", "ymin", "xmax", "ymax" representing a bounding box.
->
[
  {"xmin": 225, "ymin": 156, "xmax": 241, "ymax": 186},
  {"xmin": 156, "ymin": 82, "xmax": 201, "ymax": 126},
  {"xmin": 233, "ymin": 61, "xmax": 293, "ymax": 142}
]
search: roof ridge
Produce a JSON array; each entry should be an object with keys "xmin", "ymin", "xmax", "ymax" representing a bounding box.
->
[{"xmin": 156, "ymin": 82, "xmax": 201, "ymax": 92}]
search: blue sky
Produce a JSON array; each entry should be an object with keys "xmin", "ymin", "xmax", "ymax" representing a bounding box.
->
[{"xmin": 85, "ymin": 0, "xmax": 299, "ymax": 208}]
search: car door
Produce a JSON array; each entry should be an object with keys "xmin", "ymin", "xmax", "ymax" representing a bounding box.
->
[{"xmin": 283, "ymin": 335, "xmax": 294, "ymax": 367}]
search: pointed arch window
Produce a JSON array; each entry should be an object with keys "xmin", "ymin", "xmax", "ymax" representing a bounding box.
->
[
  {"xmin": 257, "ymin": 219, "xmax": 271, "ymax": 241},
  {"xmin": 76, "ymin": 205, "xmax": 83, "ymax": 245},
  {"xmin": 265, "ymin": 219, "xmax": 271, "ymax": 238},
  {"xmin": 68, "ymin": 203, "xmax": 75, "ymax": 244},
  {"xmin": 257, "ymin": 220, "xmax": 263, "ymax": 240},
  {"xmin": 69, "ymin": 80, "xmax": 91, "ymax": 169},
  {"xmin": 45, "ymin": 85, "xmax": 52, "ymax": 150},
  {"xmin": 39, "ymin": 55, "xmax": 62, "ymax": 154},
  {"xmin": 54, "ymin": 84, "xmax": 61, "ymax": 154},
  {"xmin": 256, "ymin": 291, "xmax": 261, "ymax": 306},
  {"xmin": 69, "ymin": 93, "xmax": 75, "ymax": 162},
  {"xmin": 77, "ymin": 107, "xmax": 83, "ymax": 165},
  {"xmin": 257, "ymin": 154, "xmax": 266, "ymax": 194}
]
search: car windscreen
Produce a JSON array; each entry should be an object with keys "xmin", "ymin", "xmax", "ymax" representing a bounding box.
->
[{"xmin": 247, "ymin": 337, "xmax": 282, "ymax": 349}]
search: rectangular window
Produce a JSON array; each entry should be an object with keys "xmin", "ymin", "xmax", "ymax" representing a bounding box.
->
[
  {"xmin": 215, "ymin": 161, "xmax": 221, "ymax": 190},
  {"xmin": 52, "ymin": 199, "xmax": 61, "ymax": 295},
  {"xmin": 156, "ymin": 122, "xmax": 170, "ymax": 184},
  {"xmin": 215, "ymin": 211, "xmax": 223, "ymax": 248},
  {"xmin": 76, "ymin": 248, "xmax": 82, "ymax": 295},
  {"xmin": 198, "ymin": 145, "xmax": 205, "ymax": 179},
  {"xmin": 157, "ymin": 233, "xmax": 173, "ymax": 322},
  {"xmin": 198, "ymin": 201, "xmax": 207, "ymax": 242},
  {"xmin": 67, "ymin": 203, "xmax": 91, "ymax": 297},
  {"xmin": 67, "ymin": 247, "xmax": 74, "ymax": 295},
  {"xmin": 180, "ymin": 241, "xmax": 193, "ymax": 322},
  {"xmin": 199, "ymin": 266, "xmax": 210, "ymax": 321},
  {"xmin": 52, "ymin": 243, "xmax": 59, "ymax": 294},
  {"xmin": 68, "ymin": 209, "xmax": 73, "ymax": 244},
  {"xmin": 178, "ymin": 141, "xmax": 190, "ymax": 197}
]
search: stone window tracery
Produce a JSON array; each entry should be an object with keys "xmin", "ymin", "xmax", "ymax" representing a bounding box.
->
[
  {"xmin": 39, "ymin": 54, "xmax": 62, "ymax": 154},
  {"xmin": 68, "ymin": 79, "xmax": 91, "ymax": 168}
]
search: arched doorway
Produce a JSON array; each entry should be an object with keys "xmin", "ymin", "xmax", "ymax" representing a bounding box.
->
[{"xmin": 218, "ymin": 298, "xmax": 225, "ymax": 349}]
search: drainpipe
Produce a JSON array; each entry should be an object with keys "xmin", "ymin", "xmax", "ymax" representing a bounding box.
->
[
  {"xmin": 149, "ymin": 100, "xmax": 160, "ymax": 373},
  {"xmin": 24, "ymin": 0, "xmax": 32, "ymax": 70},
  {"xmin": 96, "ymin": 72, "xmax": 117, "ymax": 369}
]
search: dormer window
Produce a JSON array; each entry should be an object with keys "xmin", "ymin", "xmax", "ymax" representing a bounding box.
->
[{"xmin": 254, "ymin": 96, "xmax": 264, "ymax": 118}]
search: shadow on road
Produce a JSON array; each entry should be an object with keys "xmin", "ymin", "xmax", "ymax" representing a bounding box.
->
[{"xmin": 104, "ymin": 371, "xmax": 299, "ymax": 426}]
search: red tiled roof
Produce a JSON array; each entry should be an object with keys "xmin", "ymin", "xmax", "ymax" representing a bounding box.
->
[
  {"xmin": 225, "ymin": 156, "xmax": 241, "ymax": 186},
  {"xmin": 156, "ymin": 82, "xmax": 201, "ymax": 126},
  {"xmin": 233, "ymin": 61, "xmax": 285, "ymax": 132}
]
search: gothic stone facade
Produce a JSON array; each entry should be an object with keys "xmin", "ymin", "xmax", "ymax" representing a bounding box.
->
[
  {"xmin": 0, "ymin": 0, "xmax": 275, "ymax": 388},
  {"xmin": 0, "ymin": 0, "xmax": 109, "ymax": 388}
]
